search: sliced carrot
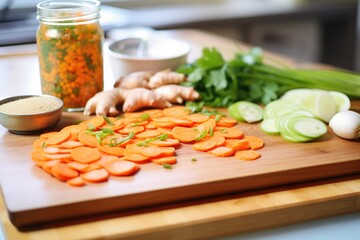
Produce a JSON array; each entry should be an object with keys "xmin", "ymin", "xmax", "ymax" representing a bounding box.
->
[
  {"xmin": 78, "ymin": 130, "xmax": 99, "ymax": 147},
  {"xmin": 67, "ymin": 161, "xmax": 90, "ymax": 172},
  {"xmin": 71, "ymin": 146, "xmax": 101, "ymax": 164},
  {"xmin": 245, "ymin": 136, "xmax": 265, "ymax": 150},
  {"xmin": 43, "ymin": 153, "xmax": 72, "ymax": 160},
  {"xmin": 192, "ymin": 137, "xmax": 217, "ymax": 152},
  {"xmin": 80, "ymin": 115, "xmax": 105, "ymax": 129},
  {"xmin": 33, "ymin": 138, "xmax": 46, "ymax": 149},
  {"xmin": 103, "ymin": 159, "xmax": 140, "ymax": 176},
  {"xmin": 31, "ymin": 149, "xmax": 48, "ymax": 162},
  {"xmin": 67, "ymin": 177, "xmax": 86, "ymax": 187},
  {"xmin": 152, "ymin": 121, "xmax": 176, "ymax": 128},
  {"xmin": 40, "ymin": 131, "xmax": 58, "ymax": 139},
  {"xmin": 51, "ymin": 163, "xmax": 79, "ymax": 181},
  {"xmin": 80, "ymin": 163, "xmax": 102, "ymax": 173},
  {"xmin": 150, "ymin": 138, "xmax": 180, "ymax": 147},
  {"xmin": 117, "ymin": 125, "xmax": 145, "ymax": 135},
  {"xmin": 215, "ymin": 127, "xmax": 244, "ymax": 139},
  {"xmin": 142, "ymin": 109, "xmax": 164, "ymax": 119},
  {"xmin": 139, "ymin": 145, "xmax": 163, "ymax": 158},
  {"xmin": 172, "ymin": 127, "xmax": 199, "ymax": 143},
  {"xmin": 208, "ymin": 146, "xmax": 235, "ymax": 157},
  {"xmin": 43, "ymin": 147, "xmax": 59, "ymax": 154},
  {"xmin": 145, "ymin": 122, "xmax": 157, "ymax": 129},
  {"xmin": 163, "ymin": 106, "xmax": 190, "ymax": 118},
  {"xmin": 42, "ymin": 159, "xmax": 61, "ymax": 174},
  {"xmin": 212, "ymin": 132, "xmax": 226, "ymax": 147},
  {"xmin": 60, "ymin": 124, "xmax": 86, "ymax": 140},
  {"xmin": 224, "ymin": 139, "xmax": 250, "ymax": 150},
  {"xmin": 45, "ymin": 131, "xmax": 71, "ymax": 145},
  {"xmin": 235, "ymin": 150, "xmax": 261, "ymax": 161},
  {"xmin": 98, "ymin": 145, "xmax": 125, "ymax": 157},
  {"xmin": 58, "ymin": 148, "xmax": 72, "ymax": 154},
  {"xmin": 123, "ymin": 152, "xmax": 150, "ymax": 163},
  {"xmin": 157, "ymin": 147, "xmax": 176, "ymax": 157},
  {"xmin": 151, "ymin": 156, "xmax": 177, "ymax": 165},
  {"xmin": 216, "ymin": 117, "xmax": 237, "ymax": 127},
  {"xmin": 156, "ymin": 127, "xmax": 173, "ymax": 137},
  {"xmin": 135, "ymin": 129, "xmax": 162, "ymax": 139},
  {"xmin": 185, "ymin": 113, "xmax": 210, "ymax": 123},
  {"xmin": 168, "ymin": 117, "xmax": 194, "ymax": 127},
  {"xmin": 196, "ymin": 119, "xmax": 216, "ymax": 132},
  {"xmin": 60, "ymin": 140, "xmax": 84, "ymax": 149},
  {"xmin": 81, "ymin": 168, "xmax": 109, "ymax": 183}
]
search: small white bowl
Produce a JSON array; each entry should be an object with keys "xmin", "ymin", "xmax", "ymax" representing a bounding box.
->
[{"xmin": 105, "ymin": 37, "xmax": 190, "ymax": 80}]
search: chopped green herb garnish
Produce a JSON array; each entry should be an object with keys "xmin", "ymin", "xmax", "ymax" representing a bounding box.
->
[
  {"xmin": 195, "ymin": 128, "xmax": 209, "ymax": 141},
  {"xmin": 137, "ymin": 133, "xmax": 168, "ymax": 147},
  {"xmin": 103, "ymin": 116, "xmax": 114, "ymax": 126},
  {"xmin": 87, "ymin": 123, "xmax": 95, "ymax": 131},
  {"xmin": 191, "ymin": 158, "xmax": 197, "ymax": 162},
  {"xmin": 162, "ymin": 163, "xmax": 173, "ymax": 169},
  {"xmin": 209, "ymin": 126, "xmax": 214, "ymax": 136},
  {"xmin": 41, "ymin": 142, "xmax": 47, "ymax": 149},
  {"xmin": 140, "ymin": 113, "xmax": 150, "ymax": 121},
  {"xmin": 220, "ymin": 128, "xmax": 228, "ymax": 133},
  {"xmin": 109, "ymin": 131, "xmax": 135, "ymax": 147}
]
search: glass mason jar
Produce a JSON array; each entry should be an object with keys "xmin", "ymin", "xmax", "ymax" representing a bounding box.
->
[{"xmin": 36, "ymin": 0, "xmax": 104, "ymax": 111}]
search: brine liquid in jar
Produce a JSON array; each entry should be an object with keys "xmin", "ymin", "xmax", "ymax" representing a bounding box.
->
[{"xmin": 36, "ymin": 0, "xmax": 103, "ymax": 111}]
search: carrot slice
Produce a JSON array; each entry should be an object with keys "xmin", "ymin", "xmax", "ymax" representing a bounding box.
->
[
  {"xmin": 67, "ymin": 177, "xmax": 86, "ymax": 187},
  {"xmin": 135, "ymin": 129, "xmax": 162, "ymax": 139},
  {"xmin": 78, "ymin": 130, "xmax": 99, "ymax": 147},
  {"xmin": 45, "ymin": 131, "xmax": 71, "ymax": 145},
  {"xmin": 31, "ymin": 149, "xmax": 48, "ymax": 162},
  {"xmin": 245, "ymin": 136, "xmax": 265, "ymax": 150},
  {"xmin": 151, "ymin": 156, "xmax": 177, "ymax": 165},
  {"xmin": 103, "ymin": 159, "xmax": 140, "ymax": 176},
  {"xmin": 60, "ymin": 124, "xmax": 86, "ymax": 140},
  {"xmin": 43, "ymin": 147, "xmax": 59, "ymax": 154},
  {"xmin": 215, "ymin": 127, "xmax": 244, "ymax": 139},
  {"xmin": 224, "ymin": 139, "xmax": 250, "ymax": 150},
  {"xmin": 80, "ymin": 163, "xmax": 102, "ymax": 173},
  {"xmin": 118, "ymin": 125, "xmax": 145, "ymax": 134},
  {"xmin": 67, "ymin": 161, "xmax": 90, "ymax": 172},
  {"xmin": 208, "ymin": 146, "xmax": 235, "ymax": 157},
  {"xmin": 145, "ymin": 122, "xmax": 157, "ymax": 129},
  {"xmin": 123, "ymin": 152, "xmax": 149, "ymax": 163},
  {"xmin": 60, "ymin": 140, "xmax": 84, "ymax": 149},
  {"xmin": 172, "ymin": 127, "xmax": 199, "ymax": 143},
  {"xmin": 156, "ymin": 127, "xmax": 174, "ymax": 137},
  {"xmin": 71, "ymin": 146, "xmax": 101, "ymax": 164},
  {"xmin": 185, "ymin": 113, "xmax": 210, "ymax": 123},
  {"xmin": 216, "ymin": 117, "xmax": 237, "ymax": 127},
  {"xmin": 81, "ymin": 168, "xmax": 109, "ymax": 183},
  {"xmin": 157, "ymin": 147, "xmax": 176, "ymax": 157},
  {"xmin": 43, "ymin": 153, "xmax": 72, "ymax": 160},
  {"xmin": 163, "ymin": 106, "xmax": 190, "ymax": 118},
  {"xmin": 196, "ymin": 119, "xmax": 216, "ymax": 132},
  {"xmin": 150, "ymin": 138, "xmax": 180, "ymax": 147},
  {"xmin": 98, "ymin": 145, "xmax": 125, "ymax": 157},
  {"xmin": 33, "ymin": 138, "xmax": 46, "ymax": 149},
  {"xmin": 235, "ymin": 150, "xmax": 261, "ymax": 161},
  {"xmin": 42, "ymin": 159, "xmax": 61, "ymax": 174},
  {"xmin": 80, "ymin": 115, "xmax": 105, "ymax": 129},
  {"xmin": 192, "ymin": 137, "xmax": 218, "ymax": 152},
  {"xmin": 40, "ymin": 131, "xmax": 58, "ymax": 139},
  {"xmin": 168, "ymin": 117, "xmax": 194, "ymax": 127},
  {"xmin": 51, "ymin": 163, "xmax": 79, "ymax": 181},
  {"xmin": 139, "ymin": 145, "xmax": 163, "ymax": 158}
]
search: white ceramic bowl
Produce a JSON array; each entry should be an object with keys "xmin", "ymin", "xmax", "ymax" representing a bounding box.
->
[{"xmin": 105, "ymin": 37, "xmax": 190, "ymax": 80}]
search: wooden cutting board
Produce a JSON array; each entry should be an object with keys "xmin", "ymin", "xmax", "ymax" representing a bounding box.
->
[{"xmin": 0, "ymin": 111, "xmax": 359, "ymax": 230}]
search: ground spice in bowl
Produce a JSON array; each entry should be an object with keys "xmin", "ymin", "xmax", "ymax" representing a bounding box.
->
[{"xmin": 0, "ymin": 96, "xmax": 62, "ymax": 115}]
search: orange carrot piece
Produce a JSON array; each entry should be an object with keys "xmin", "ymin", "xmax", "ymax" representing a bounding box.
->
[
  {"xmin": 31, "ymin": 149, "xmax": 48, "ymax": 162},
  {"xmin": 172, "ymin": 127, "xmax": 199, "ymax": 143},
  {"xmin": 60, "ymin": 140, "xmax": 84, "ymax": 149},
  {"xmin": 43, "ymin": 147, "xmax": 59, "ymax": 154},
  {"xmin": 67, "ymin": 177, "xmax": 86, "ymax": 187},
  {"xmin": 43, "ymin": 153, "xmax": 72, "ymax": 160},
  {"xmin": 215, "ymin": 127, "xmax": 244, "ymax": 139},
  {"xmin": 45, "ymin": 131, "xmax": 71, "ymax": 145},
  {"xmin": 81, "ymin": 168, "xmax": 109, "ymax": 183},
  {"xmin": 224, "ymin": 139, "xmax": 250, "ymax": 150},
  {"xmin": 157, "ymin": 147, "xmax": 176, "ymax": 157},
  {"xmin": 51, "ymin": 163, "xmax": 79, "ymax": 181},
  {"xmin": 185, "ymin": 113, "xmax": 210, "ymax": 123},
  {"xmin": 196, "ymin": 118, "xmax": 216, "ymax": 132},
  {"xmin": 212, "ymin": 132, "xmax": 226, "ymax": 147},
  {"xmin": 123, "ymin": 152, "xmax": 150, "ymax": 163},
  {"xmin": 80, "ymin": 163, "xmax": 102, "ymax": 173},
  {"xmin": 40, "ymin": 131, "xmax": 58, "ymax": 139},
  {"xmin": 168, "ymin": 117, "xmax": 194, "ymax": 127},
  {"xmin": 42, "ymin": 159, "xmax": 61, "ymax": 174},
  {"xmin": 216, "ymin": 117, "xmax": 237, "ymax": 127},
  {"xmin": 103, "ymin": 159, "xmax": 140, "ymax": 176},
  {"xmin": 156, "ymin": 127, "xmax": 174, "ymax": 137},
  {"xmin": 163, "ymin": 106, "xmax": 190, "ymax": 118},
  {"xmin": 78, "ymin": 130, "xmax": 99, "ymax": 147},
  {"xmin": 139, "ymin": 145, "xmax": 163, "ymax": 158},
  {"xmin": 235, "ymin": 150, "xmax": 261, "ymax": 161},
  {"xmin": 208, "ymin": 146, "xmax": 235, "ymax": 157},
  {"xmin": 117, "ymin": 125, "xmax": 145, "ymax": 135},
  {"xmin": 60, "ymin": 124, "xmax": 86, "ymax": 140},
  {"xmin": 98, "ymin": 145, "xmax": 125, "ymax": 157},
  {"xmin": 145, "ymin": 122, "xmax": 157, "ymax": 129},
  {"xmin": 192, "ymin": 137, "xmax": 218, "ymax": 152},
  {"xmin": 151, "ymin": 156, "xmax": 177, "ymax": 165},
  {"xmin": 71, "ymin": 146, "xmax": 101, "ymax": 164},
  {"xmin": 33, "ymin": 138, "xmax": 46, "ymax": 149},
  {"xmin": 67, "ymin": 161, "xmax": 90, "ymax": 172},
  {"xmin": 150, "ymin": 138, "xmax": 180, "ymax": 147},
  {"xmin": 135, "ymin": 129, "xmax": 162, "ymax": 139},
  {"xmin": 80, "ymin": 115, "xmax": 105, "ymax": 129},
  {"xmin": 245, "ymin": 136, "xmax": 265, "ymax": 150},
  {"xmin": 58, "ymin": 148, "xmax": 72, "ymax": 154}
]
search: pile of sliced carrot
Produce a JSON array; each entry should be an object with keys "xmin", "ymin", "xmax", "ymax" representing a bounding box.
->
[{"xmin": 31, "ymin": 106, "xmax": 264, "ymax": 187}]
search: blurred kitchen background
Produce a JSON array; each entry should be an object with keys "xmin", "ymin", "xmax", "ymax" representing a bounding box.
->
[{"xmin": 0, "ymin": 0, "xmax": 359, "ymax": 71}]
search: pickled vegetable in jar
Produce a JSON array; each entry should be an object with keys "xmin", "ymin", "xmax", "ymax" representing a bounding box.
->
[{"xmin": 36, "ymin": 0, "xmax": 103, "ymax": 111}]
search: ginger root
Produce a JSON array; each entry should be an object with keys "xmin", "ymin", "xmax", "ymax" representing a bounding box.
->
[
  {"xmin": 154, "ymin": 85, "xmax": 199, "ymax": 104},
  {"xmin": 84, "ymin": 88, "xmax": 171, "ymax": 116},
  {"xmin": 84, "ymin": 70, "xmax": 199, "ymax": 116}
]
